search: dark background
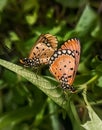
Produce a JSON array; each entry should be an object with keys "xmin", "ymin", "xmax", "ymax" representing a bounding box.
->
[{"xmin": 0, "ymin": 0, "xmax": 102, "ymax": 130}]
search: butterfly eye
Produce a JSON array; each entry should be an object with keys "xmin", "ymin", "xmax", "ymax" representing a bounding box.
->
[
  {"xmin": 49, "ymin": 38, "xmax": 80, "ymax": 93},
  {"xmin": 20, "ymin": 34, "xmax": 58, "ymax": 67}
]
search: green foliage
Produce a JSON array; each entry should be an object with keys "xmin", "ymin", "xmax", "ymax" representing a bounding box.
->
[
  {"xmin": 82, "ymin": 105, "xmax": 102, "ymax": 130},
  {"xmin": 75, "ymin": 5, "xmax": 98, "ymax": 37},
  {"xmin": 0, "ymin": 0, "xmax": 102, "ymax": 130},
  {"xmin": 82, "ymin": 89, "xmax": 102, "ymax": 130},
  {"xmin": 55, "ymin": 0, "xmax": 86, "ymax": 8},
  {"xmin": 0, "ymin": 0, "xmax": 7, "ymax": 11}
]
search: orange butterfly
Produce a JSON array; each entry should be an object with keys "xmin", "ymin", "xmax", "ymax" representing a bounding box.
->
[
  {"xmin": 49, "ymin": 38, "xmax": 80, "ymax": 92},
  {"xmin": 20, "ymin": 34, "xmax": 58, "ymax": 67}
]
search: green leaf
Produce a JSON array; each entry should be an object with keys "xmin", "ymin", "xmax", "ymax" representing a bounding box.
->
[
  {"xmin": 0, "ymin": 0, "xmax": 7, "ymax": 11},
  {"xmin": 74, "ymin": 74, "xmax": 92, "ymax": 85},
  {"xmin": 48, "ymin": 100, "xmax": 61, "ymax": 130},
  {"xmin": 81, "ymin": 105, "xmax": 102, "ymax": 130},
  {"xmin": 91, "ymin": 56, "xmax": 102, "ymax": 69},
  {"xmin": 0, "ymin": 105, "xmax": 41, "ymax": 129},
  {"xmin": 3, "ymin": 69, "xmax": 17, "ymax": 85},
  {"xmin": 91, "ymin": 22, "xmax": 102, "ymax": 40},
  {"xmin": 9, "ymin": 32, "xmax": 20, "ymax": 41},
  {"xmin": 0, "ymin": 59, "xmax": 67, "ymax": 109},
  {"xmin": 75, "ymin": 5, "xmax": 97, "ymax": 36},
  {"xmin": 97, "ymin": 76, "xmax": 102, "ymax": 88},
  {"xmin": 23, "ymin": 0, "xmax": 39, "ymax": 11},
  {"xmin": 96, "ymin": 64, "xmax": 102, "ymax": 73},
  {"xmin": 26, "ymin": 11, "xmax": 38, "ymax": 25}
]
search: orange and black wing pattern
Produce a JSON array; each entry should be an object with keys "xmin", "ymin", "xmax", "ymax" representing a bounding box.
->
[
  {"xmin": 20, "ymin": 34, "xmax": 58, "ymax": 67},
  {"xmin": 49, "ymin": 38, "xmax": 80, "ymax": 92}
]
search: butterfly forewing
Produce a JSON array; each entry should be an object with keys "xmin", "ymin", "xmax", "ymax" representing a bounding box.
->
[
  {"xmin": 29, "ymin": 34, "xmax": 58, "ymax": 59},
  {"xmin": 20, "ymin": 34, "xmax": 58, "ymax": 67},
  {"xmin": 61, "ymin": 39, "xmax": 80, "ymax": 66},
  {"xmin": 60, "ymin": 39, "xmax": 80, "ymax": 82}
]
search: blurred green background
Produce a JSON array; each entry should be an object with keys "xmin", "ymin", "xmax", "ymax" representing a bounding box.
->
[{"xmin": 0, "ymin": 0, "xmax": 102, "ymax": 130}]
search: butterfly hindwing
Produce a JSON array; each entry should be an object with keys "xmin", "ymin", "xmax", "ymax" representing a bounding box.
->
[{"xmin": 49, "ymin": 38, "xmax": 80, "ymax": 92}]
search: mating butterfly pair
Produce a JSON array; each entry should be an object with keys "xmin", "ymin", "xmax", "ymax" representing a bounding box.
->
[{"xmin": 20, "ymin": 34, "xmax": 80, "ymax": 93}]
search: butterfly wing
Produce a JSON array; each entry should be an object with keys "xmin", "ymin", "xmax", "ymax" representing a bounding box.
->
[
  {"xmin": 20, "ymin": 34, "xmax": 58, "ymax": 66},
  {"xmin": 61, "ymin": 38, "xmax": 80, "ymax": 68},
  {"xmin": 49, "ymin": 38, "xmax": 80, "ymax": 86},
  {"xmin": 28, "ymin": 34, "xmax": 58, "ymax": 64},
  {"xmin": 49, "ymin": 49, "xmax": 76, "ymax": 86},
  {"xmin": 60, "ymin": 39, "xmax": 80, "ymax": 84}
]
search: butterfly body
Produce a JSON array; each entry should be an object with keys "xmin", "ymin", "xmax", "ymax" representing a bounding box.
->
[
  {"xmin": 20, "ymin": 34, "xmax": 58, "ymax": 67},
  {"xmin": 49, "ymin": 38, "xmax": 80, "ymax": 92}
]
